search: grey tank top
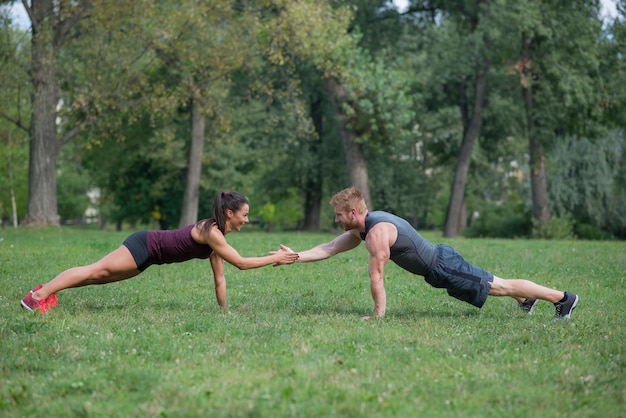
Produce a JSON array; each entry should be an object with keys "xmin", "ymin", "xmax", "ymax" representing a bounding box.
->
[{"xmin": 360, "ymin": 211, "xmax": 437, "ymax": 276}]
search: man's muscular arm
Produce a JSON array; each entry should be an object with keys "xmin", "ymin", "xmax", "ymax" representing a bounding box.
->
[
  {"xmin": 363, "ymin": 223, "xmax": 394, "ymax": 319},
  {"xmin": 286, "ymin": 231, "xmax": 361, "ymax": 263}
]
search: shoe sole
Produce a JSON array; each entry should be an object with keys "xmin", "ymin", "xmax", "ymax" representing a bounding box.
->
[{"xmin": 20, "ymin": 299, "xmax": 35, "ymax": 311}]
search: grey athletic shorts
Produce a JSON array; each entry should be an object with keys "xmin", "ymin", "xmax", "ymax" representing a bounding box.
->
[
  {"xmin": 423, "ymin": 244, "xmax": 493, "ymax": 308},
  {"xmin": 122, "ymin": 230, "xmax": 151, "ymax": 271}
]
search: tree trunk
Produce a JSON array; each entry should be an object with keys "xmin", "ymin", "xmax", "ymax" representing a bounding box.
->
[
  {"xmin": 302, "ymin": 97, "xmax": 323, "ymax": 231},
  {"xmin": 24, "ymin": 0, "xmax": 60, "ymax": 226},
  {"xmin": 443, "ymin": 56, "xmax": 489, "ymax": 237},
  {"xmin": 9, "ymin": 165, "xmax": 18, "ymax": 228},
  {"xmin": 6, "ymin": 132, "xmax": 19, "ymax": 228},
  {"xmin": 528, "ymin": 135, "xmax": 549, "ymax": 220},
  {"xmin": 521, "ymin": 32, "xmax": 550, "ymax": 221},
  {"xmin": 324, "ymin": 77, "xmax": 372, "ymax": 209},
  {"xmin": 179, "ymin": 99, "xmax": 205, "ymax": 228},
  {"xmin": 458, "ymin": 196, "xmax": 467, "ymax": 231},
  {"xmin": 303, "ymin": 186, "xmax": 321, "ymax": 230}
]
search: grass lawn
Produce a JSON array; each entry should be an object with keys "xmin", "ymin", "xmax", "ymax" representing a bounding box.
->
[{"xmin": 0, "ymin": 227, "xmax": 624, "ymax": 417}]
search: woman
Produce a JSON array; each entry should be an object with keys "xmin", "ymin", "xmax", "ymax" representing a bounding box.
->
[{"xmin": 21, "ymin": 192, "xmax": 299, "ymax": 312}]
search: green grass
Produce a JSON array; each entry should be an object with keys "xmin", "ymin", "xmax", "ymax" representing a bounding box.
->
[{"xmin": 0, "ymin": 227, "xmax": 624, "ymax": 417}]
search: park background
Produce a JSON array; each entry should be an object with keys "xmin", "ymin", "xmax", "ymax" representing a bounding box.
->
[{"xmin": 0, "ymin": 0, "xmax": 625, "ymax": 239}]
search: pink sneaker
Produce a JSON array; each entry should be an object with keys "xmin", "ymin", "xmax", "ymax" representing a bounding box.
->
[{"xmin": 21, "ymin": 285, "xmax": 58, "ymax": 313}]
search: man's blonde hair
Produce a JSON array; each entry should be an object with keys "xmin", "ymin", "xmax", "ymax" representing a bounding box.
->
[{"xmin": 329, "ymin": 187, "xmax": 367, "ymax": 214}]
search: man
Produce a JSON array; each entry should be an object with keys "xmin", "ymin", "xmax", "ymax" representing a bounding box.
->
[{"xmin": 283, "ymin": 187, "xmax": 578, "ymax": 321}]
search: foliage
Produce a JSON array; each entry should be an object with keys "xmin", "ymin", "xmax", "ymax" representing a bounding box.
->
[
  {"xmin": 0, "ymin": 228, "xmax": 624, "ymax": 416},
  {"xmin": 0, "ymin": 125, "xmax": 27, "ymax": 224},
  {"xmin": 1, "ymin": 0, "xmax": 625, "ymax": 239},
  {"xmin": 257, "ymin": 202, "xmax": 277, "ymax": 229},
  {"xmin": 343, "ymin": 53, "xmax": 416, "ymax": 150},
  {"xmin": 531, "ymin": 213, "xmax": 576, "ymax": 240},
  {"xmin": 368, "ymin": 141, "xmax": 445, "ymax": 229},
  {"xmin": 57, "ymin": 1, "xmax": 156, "ymax": 136},
  {"xmin": 0, "ymin": 10, "xmax": 29, "ymax": 224},
  {"xmin": 256, "ymin": 188, "xmax": 302, "ymax": 231},
  {"xmin": 599, "ymin": 3, "xmax": 626, "ymax": 129},
  {"xmin": 80, "ymin": 110, "xmax": 187, "ymax": 228},
  {"xmin": 0, "ymin": 5, "xmax": 30, "ymax": 125},
  {"xmin": 348, "ymin": 0, "xmax": 405, "ymax": 52},
  {"xmin": 465, "ymin": 199, "xmax": 531, "ymax": 239},
  {"xmin": 574, "ymin": 222, "xmax": 613, "ymax": 241},
  {"xmin": 266, "ymin": 0, "xmax": 355, "ymax": 78},
  {"xmin": 498, "ymin": 0, "xmax": 607, "ymax": 143},
  {"xmin": 548, "ymin": 132, "xmax": 626, "ymax": 237},
  {"xmin": 56, "ymin": 143, "xmax": 92, "ymax": 223},
  {"xmin": 225, "ymin": 59, "xmax": 346, "ymax": 230}
]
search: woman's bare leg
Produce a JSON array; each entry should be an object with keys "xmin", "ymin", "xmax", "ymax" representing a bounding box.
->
[{"xmin": 31, "ymin": 245, "xmax": 142, "ymax": 300}]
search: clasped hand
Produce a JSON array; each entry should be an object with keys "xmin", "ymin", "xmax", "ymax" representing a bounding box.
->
[{"xmin": 270, "ymin": 245, "xmax": 298, "ymax": 266}]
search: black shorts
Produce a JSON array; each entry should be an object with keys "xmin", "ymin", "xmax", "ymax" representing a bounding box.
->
[
  {"xmin": 424, "ymin": 244, "xmax": 493, "ymax": 308},
  {"xmin": 122, "ymin": 230, "xmax": 152, "ymax": 271}
]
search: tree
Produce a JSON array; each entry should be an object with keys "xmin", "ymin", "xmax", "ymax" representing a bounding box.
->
[
  {"xmin": 226, "ymin": 53, "xmax": 347, "ymax": 231},
  {"xmin": 504, "ymin": 0, "xmax": 606, "ymax": 226},
  {"xmin": 1, "ymin": 0, "xmax": 157, "ymax": 226},
  {"xmin": 365, "ymin": 0, "xmax": 495, "ymax": 233},
  {"xmin": 0, "ymin": 128, "xmax": 28, "ymax": 227},
  {"xmin": 0, "ymin": 11, "xmax": 29, "ymax": 226},
  {"xmin": 600, "ymin": 0, "xmax": 626, "ymax": 129},
  {"xmin": 330, "ymin": 2, "xmax": 419, "ymax": 211},
  {"xmin": 441, "ymin": 0, "xmax": 493, "ymax": 237},
  {"xmin": 56, "ymin": 141, "xmax": 91, "ymax": 223},
  {"xmin": 143, "ymin": 0, "xmax": 262, "ymax": 228},
  {"xmin": 19, "ymin": 0, "xmax": 90, "ymax": 225},
  {"xmin": 267, "ymin": 0, "xmax": 378, "ymax": 208},
  {"xmin": 324, "ymin": 76, "xmax": 372, "ymax": 207},
  {"xmin": 80, "ymin": 109, "xmax": 187, "ymax": 229},
  {"xmin": 302, "ymin": 85, "xmax": 325, "ymax": 230},
  {"xmin": 549, "ymin": 132, "xmax": 626, "ymax": 238},
  {"xmin": 297, "ymin": 66, "xmax": 332, "ymax": 231}
]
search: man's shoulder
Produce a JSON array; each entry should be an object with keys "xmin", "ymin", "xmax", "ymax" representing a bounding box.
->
[
  {"xmin": 369, "ymin": 211, "xmax": 400, "ymax": 221},
  {"xmin": 367, "ymin": 219, "xmax": 398, "ymax": 236},
  {"xmin": 368, "ymin": 211, "xmax": 400, "ymax": 227}
]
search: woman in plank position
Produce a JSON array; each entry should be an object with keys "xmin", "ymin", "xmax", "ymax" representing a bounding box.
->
[{"xmin": 21, "ymin": 191, "xmax": 299, "ymax": 312}]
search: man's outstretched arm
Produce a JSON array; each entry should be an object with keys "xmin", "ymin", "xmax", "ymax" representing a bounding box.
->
[{"xmin": 282, "ymin": 231, "xmax": 361, "ymax": 263}]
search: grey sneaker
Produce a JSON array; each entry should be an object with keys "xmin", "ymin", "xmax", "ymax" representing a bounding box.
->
[
  {"xmin": 519, "ymin": 298, "xmax": 539, "ymax": 314},
  {"xmin": 553, "ymin": 292, "xmax": 579, "ymax": 321}
]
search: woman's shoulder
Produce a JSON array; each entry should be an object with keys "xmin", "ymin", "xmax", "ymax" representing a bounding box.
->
[
  {"xmin": 193, "ymin": 219, "xmax": 214, "ymax": 231},
  {"xmin": 192, "ymin": 220, "xmax": 221, "ymax": 243}
]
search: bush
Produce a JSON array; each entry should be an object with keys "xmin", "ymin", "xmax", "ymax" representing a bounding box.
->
[
  {"xmin": 464, "ymin": 202, "xmax": 531, "ymax": 238},
  {"xmin": 256, "ymin": 188, "xmax": 302, "ymax": 232},
  {"xmin": 574, "ymin": 222, "xmax": 612, "ymax": 240},
  {"xmin": 531, "ymin": 213, "xmax": 575, "ymax": 240}
]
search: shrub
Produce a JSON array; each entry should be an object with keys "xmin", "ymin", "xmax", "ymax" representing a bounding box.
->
[
  {"xmin": 464, "ymin": 202, "xmax": 531, "ymax": 238},
  {"xmin": 531, "ymin": 213, "xmax": 575, "ymax": 240},
  {"xmin": 574, "ymin": 222, "xmax": 612, "ymax": 240}
]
